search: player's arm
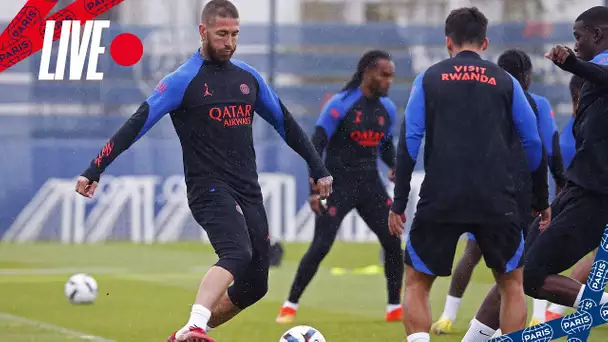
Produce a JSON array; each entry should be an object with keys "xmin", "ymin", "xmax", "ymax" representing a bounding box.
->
[
  {"xmin": 391, "ymin": 72, "xmax": 426, "ymax": 215},
  {"xmin": 251, "ymin": 70, "xmax": 331, "ymax": 187},
  {"xmin": 548, "ymin": 46, "xmax": 608, "ymax": 85},
  {"xmin": 510, "ymin": 77, "xmax": 548, "ymax": 212},
  {"xmin": 536, "ymin": 97, "xmax": 566, "ymax": 188},
  {"xmin": 80, "ymin": 73, "xmax": 185, "ymax": 185},
  {"xmin": 379, "ymin": 99, "xmax": 397, "ymax": 169}
]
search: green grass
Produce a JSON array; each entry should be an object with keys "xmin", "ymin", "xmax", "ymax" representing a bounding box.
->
[{"xmin": 0, "ymin": 242, "xmax": 605, "ymax": 341}]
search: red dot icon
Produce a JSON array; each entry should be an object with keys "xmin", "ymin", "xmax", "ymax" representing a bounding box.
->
[{"xmin": 110, "ymin": 33, "xmax": 143, "ymax": 67}]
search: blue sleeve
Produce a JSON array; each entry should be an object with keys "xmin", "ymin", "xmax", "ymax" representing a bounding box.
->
[
  {"xmin": 391, "ymin": 71, "xmax": 425, "ymax": 214},
  {"xmin": 316, "ymin": 94, "xmax": 349, "ymax": 139},
  {"xmin": 510, "ymin": 76, "xmax": 542, "ymax": 171},
  {"xmin": 533, "ymin": 95, "xmax": 557, "ymax": 157},
  {"xmin": 405, "ymin": 72, "xmax": 426, "ymax": 160},
  {"xmin": 81, "ymin": 58, "xmax": 198, "ymax": 182},
  {"xmin": 380, "ymin": 97, "xmax": 397, "ymax": 141},
  {"xmin": 232, "ymin": 60, "xmax": 287, "ymax": 139},
  {"xmin": 135, "ymin": 72, "xmax": 190, "ymax": 141}
]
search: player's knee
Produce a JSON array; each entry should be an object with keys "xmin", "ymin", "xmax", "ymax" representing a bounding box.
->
[
  {"xmin": 229, "ymin": 278, "xmax": 268, "ymax": 309},
  {"xmin": 523, "ymin": 267, "xmax": 546, "ymax": 299},
  {"xmin": 217, "ymin": 247, "xmax": 253, "ymax": 277}
]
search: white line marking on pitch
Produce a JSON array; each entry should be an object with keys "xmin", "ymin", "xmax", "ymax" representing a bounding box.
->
[
  {"xmin": 0, "ymin": 268, "xmax": 127, "ymax": 276},
  {"xmin": 0, "ymin": 312, "xmax": 115, "ymax": 341}
]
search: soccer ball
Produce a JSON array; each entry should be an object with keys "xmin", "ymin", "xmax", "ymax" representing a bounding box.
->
[
  {"xmin": 64, "ymin": 273, "xmax": 98, "ymax": 304},
  {"xmin": 280, "ymin": 325, "xmax": 326, "ymax": 342}
]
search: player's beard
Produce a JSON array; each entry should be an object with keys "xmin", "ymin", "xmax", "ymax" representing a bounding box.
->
[{"xmin": 204, "ymin": 34, "xmax": 235, "ymax": 62}]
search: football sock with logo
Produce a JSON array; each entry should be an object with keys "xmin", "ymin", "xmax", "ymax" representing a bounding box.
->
[
  {"xmin": 406, "ymin": 332, "xmax": 430, "ymax": 342},
  {"xmin": 462, "ymin": 318, "xmax": 496, "ymax": 342}
]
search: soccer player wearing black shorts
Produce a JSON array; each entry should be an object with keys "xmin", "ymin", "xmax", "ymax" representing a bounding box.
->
[
  {"xmin": 432, "ymin": 49, "xmax": 559, "ymax": 335},
  {"xmin": 544, "ymin": 75, "xmax": 598, "ymax": 322},
  {"xmin": 523, "ymin": 5, "xmax": 608, "ymax": 317},
  {"xmin": 388, "ymin": 8, "xmax": 547, "ymax": 341},
  {"xmin": 276, "ymin": 50, "xmax": 405, "ymax": 324},
  {"xmin": 74, "ymin": 2, "xmax": 333, "ymax": 342}
]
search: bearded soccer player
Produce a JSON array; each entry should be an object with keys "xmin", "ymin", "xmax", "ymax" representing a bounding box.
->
[
  {"xmin": 74, "ymin": 1, "xmax": 332, "ymax": 341},
  {"xmin": 388, "ymin": 7, "xmax": 546, "ymax": 341}
]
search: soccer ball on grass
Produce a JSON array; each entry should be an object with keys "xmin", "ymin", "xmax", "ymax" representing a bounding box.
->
[
  {"xmin": 280, "ymin": 325, "xmax": 326, "ymax": 342},
  {"xmin": 64, "ymin": 273, "xmax": 98, "ymax": 304}
]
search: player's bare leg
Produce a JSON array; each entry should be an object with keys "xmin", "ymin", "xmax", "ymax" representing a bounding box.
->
[
  {"xmin": 546, "ymin": 249, "xmax": 596, "ymax": 320},
  {"xmin": 494, "ymin": 267, "xmax": 526, "ymax": 334},
  {"xmin": 169, "ymin": 266, "xmax": 233, "ymax": 341},
  {"xmin": 207, "ymin": 292, "xmax": 242, "ymax": 329},
  {"xmin": 403, "ymin": 265, "xmax": 435, "ymax": 341},
  {"xmin": 432, "ymin": 239, "xmax": 482, "ymax": 334}
]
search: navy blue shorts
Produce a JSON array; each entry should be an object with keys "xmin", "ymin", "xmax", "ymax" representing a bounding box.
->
[{"xmin": 405, "ymin": 218, "xmax": 524, "ymax": 277}]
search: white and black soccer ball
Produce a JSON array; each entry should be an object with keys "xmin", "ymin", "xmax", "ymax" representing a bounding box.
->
[
  {"xmin": 280, "ymin": 325, "xmax": 326, "ymax": 342},
  {"xmin": 64, "ymin": 273, "xmax": 98, "ymax": 304}
]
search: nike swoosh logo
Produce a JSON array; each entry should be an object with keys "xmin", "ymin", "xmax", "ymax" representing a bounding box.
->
[{"xmin": 479, "ymin": 330, "xmax": 491, "ymax": 336}]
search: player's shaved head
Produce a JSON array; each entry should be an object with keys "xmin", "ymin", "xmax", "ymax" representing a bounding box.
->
[
  {"xmin": 576, "ymin": 6, "xmax": 608, "ymax": 27},
  {"xmin": 573, "ymin": 6, "xmax": 608, "ymax": 61},
  {"xmin": 201, "ymin": 0, "xmax": 239, "ymax": 25}
]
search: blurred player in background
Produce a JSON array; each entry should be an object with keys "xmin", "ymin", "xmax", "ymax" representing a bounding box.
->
[
  {"xmin": 276, "ymin": 50, "xmax": 405, "ymax": 324},
  {"xmin": 431, "ymin": 48, "xmax": 562, "ymax": 334},
  {"xmin": 388, "ymin": 7, "xmax": 548, "ymax": 342},
  {"xmin": 74, "ymin": 1, "xmax": 333, "ymax": 341}
]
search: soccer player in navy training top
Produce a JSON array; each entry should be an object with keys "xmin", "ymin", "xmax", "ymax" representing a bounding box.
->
[
  {"xmin": 523, "ymin": 5, "xmax": 608, "ymax": 319},
  {"xmin": 542, "ymin": 74, "xmax": 597, "ymax": 322},
  {"xmin": 432, "ymin": 48, "xmax": 561, "ymax": 334},
  {"xmin": 276, "ymin": 50, "xmax": 405, "ymax": 324},
  {"xmin": 74, "ymin": 1, "xmax": 333, "ymax": 341},
  {"xmin": 387, "ymin": 8, "xmax": 546, "ymax": 341}
]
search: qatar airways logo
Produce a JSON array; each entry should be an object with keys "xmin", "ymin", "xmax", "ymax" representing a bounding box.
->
[
  {"xmin": 350, "ymin": 130, "xmax": 385, "ymax": 147},
  {"xmin": 209, "ymin": 105, "xmax": 253, "ymax": 127}
]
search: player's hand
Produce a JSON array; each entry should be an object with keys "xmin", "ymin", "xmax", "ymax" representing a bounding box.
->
[
  {"xmin": 308, "ymin": 194, "xmax": 327, "ymax": 214},
  {"xmin": 545, "ymin": 45, "xmax": 573, "ymax": 64},
  {"xmin": 388, "ymin": 210, "xmax": 406, "ymax": 237},
  {"xmin": 75, "ymin": 176, "xmax": 98, "ymax": 199},
  {"xmin": 387, "ymin": 168, "xmax": 396, "ymax": 183},
  {"xmin": 310, "ymin": 176, "xmax": 333, "ymax": 199},
  {"xmin": 534, "ymin": 207, "xmax": 552, "ymax": 232}
]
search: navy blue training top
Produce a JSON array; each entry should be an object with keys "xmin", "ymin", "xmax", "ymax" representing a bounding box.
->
[
  {"xmin": 312, "ymin": 87, "xmax": 397, "ymax": 177},
  {"xmin": 82, "ymin": 50, "xmax": 329, "ymax": 199},
  {"xmin": 392, "ymin": 51, "xmax": 545, "ymax": 222},
  {"xmin": 556, "ymin": 49, "xmax": 608, "ymax": 193}
]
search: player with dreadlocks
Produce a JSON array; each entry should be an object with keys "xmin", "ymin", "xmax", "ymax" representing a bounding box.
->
[
  {"xmin": 276, "ymin": 50, "xmax": 405, "ymax": 324},
  {"xmin": 432, "ymin": 48, "xmax": 561, "ymax": 335}
]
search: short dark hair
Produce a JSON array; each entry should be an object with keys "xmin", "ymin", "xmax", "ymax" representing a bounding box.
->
[
  {"xmin": 497, "ymin": 49, "xmax": 533, "ymax": 89},
  {"xmin": 201, "ymin": 0, "xmax": 239, "ymax": 24},
  {"xmin": 569, "ymin": 75, "xmax": 584, "ymax": 104},
  {"xmin": 341, "ymin": 50, "xmax": 391, "ymax": 92},
  {"xmin": 445, "ymin": 7, "xmax": 488, "ymax": 46},
  {"xmin": 576, "ymin": 6, "xmax": 608, "ymax": 27}
]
